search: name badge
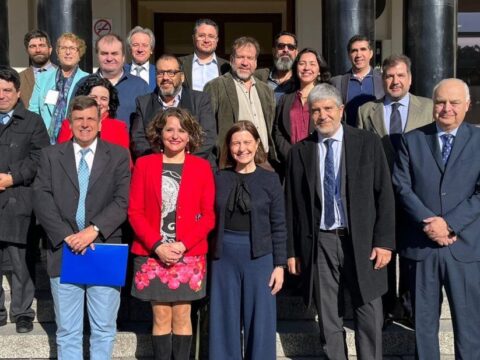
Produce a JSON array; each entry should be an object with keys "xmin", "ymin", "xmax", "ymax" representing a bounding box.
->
[{"xmin": 45, "ymin": 90, "xmax": 60, "ymax": 105}]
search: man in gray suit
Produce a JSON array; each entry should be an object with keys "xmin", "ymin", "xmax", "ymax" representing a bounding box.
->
[
  {"xmin": 180, "ymin": 18, "xmax": 230, "ymax": 91},
  {"xmin": 33, "ymin": 96, "xmax": 130, "ymax": 359},
  {"xmin": 357, "ymin": 54, "xmax": 433, "ymax": 326},
  {"xmin": 204, "ymin": 36, "xmax": 277, "ymax": 164}
]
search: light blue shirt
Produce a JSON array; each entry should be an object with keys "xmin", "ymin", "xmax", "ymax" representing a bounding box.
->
[
  {"xmin": 0, "ymin": 110, "xmax": 14, "ymax": 125},
  {"xmin": 317, "ymin": 125, "xmax": 347, "ymax": 230},
  {"xmin": 33, "ymin": 62, "xmax": 56, "ymax": 79},
  {"xmin": 192, "ymin": 53, "xmax": 219, "ymax": 91},
  {"xmin": 436, "ymin": 124, "xmax": 459, "ymax": 150},
  {"xmin": 383, "ymin": 93, "xmax": 411, "ymax": 134},
  {"xmin": 158, "ymin": 88, "xmax": 183, "ymax": 110}
]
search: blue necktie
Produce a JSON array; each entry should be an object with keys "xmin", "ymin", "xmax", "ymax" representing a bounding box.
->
[
  {"xmin": 390, "ymin": 103, "xmax": 402, "ymax": 135},
  {"xmin": 323, "ymin": 139, "xmax": 336, "ymax": 228},
  {"xmin": 0, "ymin": 113, "xmax": 9, "ymax": 125},
  {"xmin": 441, "ymin": 134, "xmax": 454, "ymax": 164},
  {"xmin": 76, "ymin": 148, "xmax": 91, "ymax": 230}
]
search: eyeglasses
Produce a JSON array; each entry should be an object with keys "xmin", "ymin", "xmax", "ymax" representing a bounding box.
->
[
  {"xmin": 276, "ymin": 43, "xmax": 297, "ymax": 51},
  {"xmin": 156, "ymin": 70, "xmax": 183, "ymax": 77},
  {"xmin": 58, "ymin": 46, "xmax": 79, "ymax": 53},
  {"xmin": 196, "ymin": 34, "xmax": 218, "ymax": 41}
]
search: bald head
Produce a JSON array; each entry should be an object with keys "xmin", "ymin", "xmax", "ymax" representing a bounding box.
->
[{"xmin": 433, "ymin": 78, "xmax": 471, "ymax": 132}]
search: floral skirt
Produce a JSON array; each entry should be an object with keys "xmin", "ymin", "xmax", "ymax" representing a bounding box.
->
[{"xmin": 131, "ymin": 255, "xmax": 206, "ymax": 302}]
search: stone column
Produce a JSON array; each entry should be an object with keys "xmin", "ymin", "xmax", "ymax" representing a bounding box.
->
[
  {"xmin": 322, "ymin": 0, "xmax": 375, "ymax": 75},
  {"xmin": 37, "ymin": 0, "xmax": 93, "ymax": 72},
  {"xmin": 0, "ymin": 0, "xmax": 9, "ymax": 66},
  {"xmin": 405, "ymin": 0, "xmax": 456, "ymax": 97}
]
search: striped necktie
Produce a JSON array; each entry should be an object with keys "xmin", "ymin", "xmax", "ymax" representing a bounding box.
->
[{"xmin": 76, "ymin": 148, "xmax": 91, "ymax": 230}]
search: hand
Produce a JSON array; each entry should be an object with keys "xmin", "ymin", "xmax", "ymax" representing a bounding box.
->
[
  {"xmin": 423, "ymin": 217, "xmax": 456, "ymax": 246},
  {"xmin": 154, "ymin": 243, "xmax": 182, "ymax": 266},
  {"xmin": 64, "ymin": 226, "xmax": 98, "ymax": 254},
  {"xmin": 269, "ymin": 267, "xmax": 284, "ymax": 295},
  {"xmin": 287, "ymin": 257, "xmax": 301, "ymax": 275},
  {"xmin": 370, "ymin": 247, "xmax": 392, "ymax": 270},
  {"xmin": 0, "ymin": 173, "xmax": 13, "ymax": 191},
  {"xmin": 169, "ymin": 241, "xmax": 186, "ymax": 254}
]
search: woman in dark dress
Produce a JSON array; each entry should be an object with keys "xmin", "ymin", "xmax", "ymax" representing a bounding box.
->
[
  {"xmin": 209, "ymin": 120, "xmax": 287, "ymax": 360},
  {"xmin": 128, "ymin": 107, "xmax": 215, "ymax": 360}
]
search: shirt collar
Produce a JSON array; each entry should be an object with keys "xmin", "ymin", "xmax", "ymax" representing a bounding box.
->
[
  {"xmin": 193, "ymin": 53, "xmax": 218, "ymax": 65},
  {"xmin": 73, "ymin": 137, "xmax": 98, "ymax": 155},
  {"xmin": 351, "ymin": 66, "xmax": 373, "ymax": 80},
  {"xmin": 232, "ymin": 73, "xmax": 256, "ymax": 86},
  {"xmin": 317, "ymin": 124, "xmax": 344, "ymax": 143},
  {"xmin": 158, "ymin": 87, "xmax": 183, "ymax": 107},
  {"xmin": 384, "ymin": 93, "xmax": 410, "ymax": 107},
  {"xmin": 131, "ymin": 62, "xmax": 149, "ymax": 71},
  {"xmin": 436, "ymin": 123, "xmax": 459, "ymax": 137}
]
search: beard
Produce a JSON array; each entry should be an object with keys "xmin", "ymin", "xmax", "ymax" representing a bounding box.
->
[
  {"xmin": 31, "ymin": 54, "xmax": 50, "ymax": 67},
  {"xmin": 159, "ymin": 81, "xmax": 182, "ymax": 98},
  {"xmin": 275, "ymin": 56, "xmax": 294, "ymax": 71}
]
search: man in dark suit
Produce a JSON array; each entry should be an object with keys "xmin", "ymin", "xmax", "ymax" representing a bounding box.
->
[
  {"xmin": 331, "ymin": 35, "xmax": 384, "ymax": 126},
  {"xmin": 125, "ymin": 26, "xmax": 157, "ymax": 92},
  {"xmin": 285, "ymin": 83, "xmax": 395, "ymax": 360},
  {"xmin": 130, "ymin": 54, "xmax": 216, "ymax": 164},
  {"xmin": 204, "ymin": 36, "xmax": 277, "ymax": 164},
  {"xmin": 19, "ymin": 29, "xmax": 56, "ymax": 107},
  {"xmin": 180, "ymin": 18, "xmax": 230, "ymax": 91},
  {"xmin": 393, "ymin": 78, "xmax": 480, "ymax": 359},
  {"xmin": 0, "ymin": 66, "xmax": 50, "ymax": 333},
  {"xmin": 33, "ymin": 96, "xmax": 130, "ymax": 359},
  {"xmin": 357, "ymin": 54, "xmax": 433, "ymax": 325}
]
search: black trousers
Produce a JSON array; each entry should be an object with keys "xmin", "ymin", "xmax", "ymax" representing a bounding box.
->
[
  {"xmin": 312, "ymin": 231, "xmax": 383, "ymax": 360},
  {"xmin": 0, "ymin": 242, "xmax": 35, "ymax": 322}
]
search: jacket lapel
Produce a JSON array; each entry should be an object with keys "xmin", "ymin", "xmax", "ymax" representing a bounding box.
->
[
  {"xmin": 299, "ymin": 134, "xmax": 319, "ymax": 205},
  {"xmin": 88, "ymin": 140, "xmax": 110, "ymax": 190},
  {"xmin": 370, "ymin": 101, "xmax": 388, "ymax": 137},
  {"xmin": 425, "ymin": 123, "xmax": 445, "ymax": 172},
  {"xmin": 59, "ymin": 142, "xmax": 79, "ymax": 191},
  {"xmin": 224, "ymin": 73, "xmax": 240, "ymax": 122},
  {"xmin": 405, "ymin": 94, "xmax": 427, "ymax": 132},
  {"xmin": 344, "ymin": 126, "xmax": 362, "ymax": 185},
  {"xmin": 446, "ymin": 122, "xmax": 470, "ymax": 169}
]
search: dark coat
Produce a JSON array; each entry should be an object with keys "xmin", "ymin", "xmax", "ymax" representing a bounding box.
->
[
  {"xmin": 285, "ymin": 126, "xmax": 395, "ymax": 307},
  {"xmin": 130, "ymin": 86, "xmax": 217, "ymax": 165},
  {"xmin": 179, "ymin": 53, "xmax": 230, "ymax": 90},
  {"xmin": 33, "ymin": 140, "xmax": 131, "ymax": 277},
  {"xmin": 212, "ymin": 167, "xmax": 287, "ymax": 266},
  {"xmin": 0, "ymin": 102, "xmax": 50, "ymax": 244}
]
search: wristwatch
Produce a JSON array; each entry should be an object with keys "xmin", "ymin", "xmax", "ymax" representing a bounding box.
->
[{"xmin": 92, "ymin": 224, "xmax": 100, "ymax": 233}]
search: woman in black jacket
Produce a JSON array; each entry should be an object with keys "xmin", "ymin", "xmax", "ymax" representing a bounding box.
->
[{"xmin": 209, "ymin": 120, "xmax": 287, "ymax": 360}]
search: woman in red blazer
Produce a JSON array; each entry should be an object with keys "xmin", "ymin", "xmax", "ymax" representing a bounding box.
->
[
  {"xmin": 128, "ymin": 107, "xmax": 215, "ymax": 360},
  {"xmin": 57, "ymin": 75, "xmax": 130, "ymax": 150}
]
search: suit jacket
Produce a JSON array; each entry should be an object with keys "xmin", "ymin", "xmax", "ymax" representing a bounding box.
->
[
  {"xmin": 0, "ymin": 102, "xmax": 50, "ymax": 244},
  {"xmin": 179, "ymin": 53, "xmax": 230, "ymax": 90},
  {"xmin": 130, "ymin": 86, "xmax": 217, "ymax": 164},
  {"xmin": 357, "ymin": 94, "xmax": 434, "ymax": 170},
  {"xmin": 331, "ymin": 68, "xmax": 384, "ymax": 104},
  {"xmin": 285, "ymin": 126, "xmax": 395, "ymax": 307},
  {"xmin": 273, "ymin": 91, "xmax": 315, "ymax": 164},
  {"xmin": 33, "ymin": 139, "xmax": 131, "ymax": 277},
  {"xmin": 204, "ymin": 72, "xmax": 277, "ymax": 161},
  {"xmin": 124, "ymin": 62, "xmax": 157, "ymax": 92},
  {"xmin": 28, "ymin": 67, "xmax": 89, "ymax": 132},
  {"xmin": 393, "ymin": 122, "xmax": 480, "ymax": 262},
  {"xmin": 19, "ymin": 67, "xmax": 35, "ymax": 107},
  {"xmin": 128, "ymin": 153, "xmax": 215, "ymax": 257}
]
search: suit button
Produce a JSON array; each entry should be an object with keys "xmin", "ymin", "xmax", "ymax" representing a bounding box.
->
[{"xmin": 441, "ymin": 192, "xmax": 447, "ymax": 196}]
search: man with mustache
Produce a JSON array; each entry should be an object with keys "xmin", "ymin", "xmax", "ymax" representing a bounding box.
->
[
  {"xmin": 255, "ymin": 31, "xmax": 298, "ymax": 102},
  {"xmin": 19, "ymin": 30, "xmax": 56, "ymax": 107},
  {"xmin": 130, "ymin": 54, "xmax": 216, "ymax": 165}
]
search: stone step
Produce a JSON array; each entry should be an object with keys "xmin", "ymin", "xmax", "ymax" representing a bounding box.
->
[{"xmin": 0, "ymin": 319, "xmax": 454, "ymax": 358}]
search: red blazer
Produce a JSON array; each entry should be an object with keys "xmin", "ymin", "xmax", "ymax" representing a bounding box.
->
[
  {"xmin": 57, "ymin": 116, "xmax": 130, "ymax": 150},
  {"xmin": 128, "ymin": 153, "xmax": 215, "ymax": 256}
]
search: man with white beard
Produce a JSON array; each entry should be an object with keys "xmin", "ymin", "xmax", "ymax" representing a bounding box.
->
[
  {"xmin": 130, "ymin": 54, "xmax": 216, "ymax": 165},
  {"xmin": 255, "ymin": 31, "xmax": 298, "ymax": 102}
]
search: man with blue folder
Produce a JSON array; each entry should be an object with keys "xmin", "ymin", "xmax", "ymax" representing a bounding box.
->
[{"xmin": 33, "ymin": 96, "xmax": 130, "ymax": 360}]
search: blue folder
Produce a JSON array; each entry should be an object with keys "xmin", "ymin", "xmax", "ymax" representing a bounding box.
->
[{"xmin": 60, "ymin": 243, "xmax": 129, "ymax": 287}]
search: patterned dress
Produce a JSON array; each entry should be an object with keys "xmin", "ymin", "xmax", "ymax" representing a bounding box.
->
[{"xmin": 132, "ymin": 163, "xmax": 207, "ymax": 302}]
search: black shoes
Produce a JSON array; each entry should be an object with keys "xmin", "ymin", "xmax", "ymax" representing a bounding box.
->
[{"xmin": 15, "ymin": 316, "xmax": 33, "ymax": 333}]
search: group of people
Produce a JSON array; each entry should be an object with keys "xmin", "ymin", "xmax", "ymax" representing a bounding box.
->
[{"xmin": 0, "ymin": 16, "xmax": 478, "ymax": 360}]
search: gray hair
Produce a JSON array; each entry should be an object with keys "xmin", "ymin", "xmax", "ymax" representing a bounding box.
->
[
  {"xmin": 126, "ymin": 26, "xmax": 155, "ymax": 50},
  {"xmin": 432, "ymin": 78, "xmax": 471, "ymax": 102},
  {"xmin": 308, "ymin": 83, "xmax": 343, "ymax": 109}
]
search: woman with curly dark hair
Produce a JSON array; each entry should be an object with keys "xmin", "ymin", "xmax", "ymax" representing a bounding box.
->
[
  {"xmin": 57, "ymin": 75, "xmax": 129, "ymax": 150},
  {"xmin": 128, "ymin": 107, "xmax": 215, "ymax": 360},
  {"xmin": 272, "ymin": 48, "xmax": 331, "ymax": 166}
]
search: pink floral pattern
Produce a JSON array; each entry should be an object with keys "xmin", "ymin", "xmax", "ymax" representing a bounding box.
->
[{"xmin": 134, "ymin": 256, "xmax": 206, "ymax": 292}]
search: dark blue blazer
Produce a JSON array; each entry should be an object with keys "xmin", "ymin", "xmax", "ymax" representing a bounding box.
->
[
  {"xmin": 124, "ymin": 63, "xmax": 157, "ymax": 92},
  {"xmin": 393, "ymin": 122, "xmax": 480, "ymax": 262},
  {"xmin": 212, "ymin": 167, "xmax": 287, "ymax": 266}
]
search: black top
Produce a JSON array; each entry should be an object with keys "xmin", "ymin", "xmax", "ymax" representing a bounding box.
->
[{"xmin": 224, "ymin": 171, "xmax": 253, "ymax": 231}]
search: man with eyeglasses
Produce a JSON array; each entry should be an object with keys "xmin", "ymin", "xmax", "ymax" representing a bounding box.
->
[
  {"xmin": 125, "ymin": 26, "xmax": 157, "ymax": 92},
  {"xmin": 255, "ymin": 31, "xmax": 298, "ymax": 102},
  {"xmin": 180, "ymin": 18, "xmax": 230, "ymax": 91},
  {"xmin": 130, "ymin": 54, "xmax": 216, "ymax": 166},
  {"xmin": 19, "ymin": 30, "xmax": 56, "ymax": 107}
]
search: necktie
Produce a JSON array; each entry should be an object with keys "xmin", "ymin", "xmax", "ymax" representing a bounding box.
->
[
  {"xmin": 441, "ymin": 134, "xmax": 454, "ymax": 164},
  {"xmin": 323, "ymin": 139, "xmax": 336, "ymax": 228},
  {"xmin": 390, "ymin": 102, "xmax": 402, "ymax": 135},
  {"xmin": 0, "ymin": 113, "xmax": 8, "ymax": 125},
  {"xmin": 134, "ymin": 66, "xmax": 144, "ymax": 77},
  {"xmin": 76, "ymin": 148, "xmax": 91, "ymax": 230}
]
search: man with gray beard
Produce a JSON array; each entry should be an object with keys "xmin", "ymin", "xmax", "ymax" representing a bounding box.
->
[
  {"xmin": 255, "ymin": 31, "xmax": 298, "ymax": 102},
  {"xmin": 130, "ymin": 54, "xmax": 216, "ymax": 165}
]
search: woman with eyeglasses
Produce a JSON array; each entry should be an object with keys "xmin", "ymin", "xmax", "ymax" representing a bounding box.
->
[
  {"xmin": 272, "ymin": 48, "xmax": 331, "ymax": 168},
  {"xmin": 29, "ymin": 32, "xmax": 89, "ymax": 144}
]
